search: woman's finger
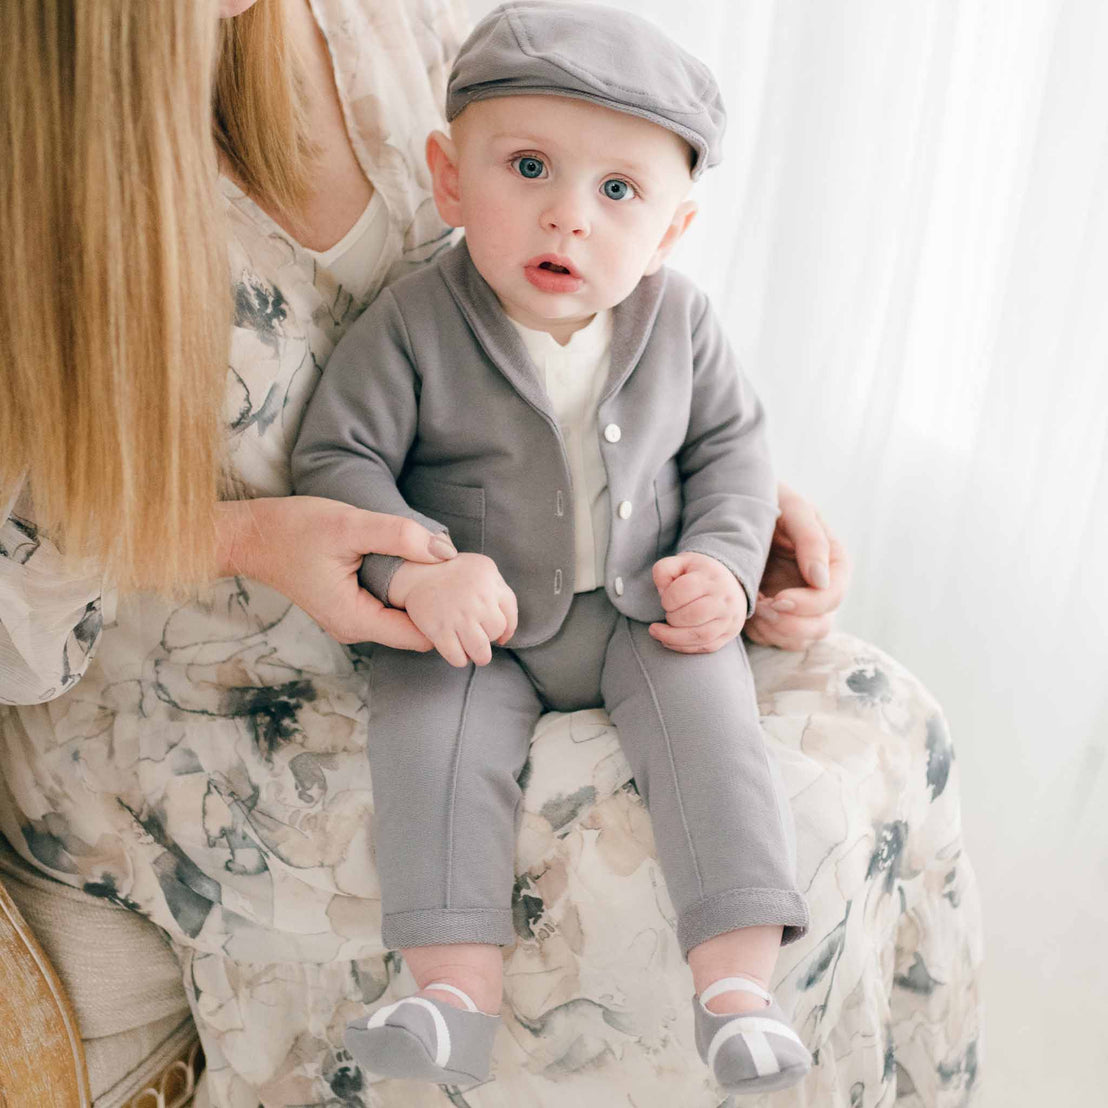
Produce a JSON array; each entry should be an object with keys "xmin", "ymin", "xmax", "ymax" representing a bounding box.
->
[
  {"xmin": 777, "ymin": 490, "xmax": 832, "ymax": 590},
  {"xmin": 777, "ymin": 613, "xmax": 833, "ymax": 651},
  {"xmin": 332, "ymin": 589, "xmax": 434, "ymax": 651},
  {"xmin": 747, "ymin": 611, "xmax": 833, "ymax": 651},
  {"xmin": 345, "ymin": 505, "xmax": 457, "ymax": 563},
  {"xmin": 769, "ymin": 533, "xmax": 850, "ymax": 617}
]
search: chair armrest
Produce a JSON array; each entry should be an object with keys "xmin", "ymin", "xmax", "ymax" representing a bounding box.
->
[{"xmin": 0, "ymin": 874, "xmax": 91, "ymax": 1107}]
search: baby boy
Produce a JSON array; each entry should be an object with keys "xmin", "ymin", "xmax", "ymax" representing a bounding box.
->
[{"xmin": 292, "ymin": 0, "xmax": 811, "ymax": 1094}]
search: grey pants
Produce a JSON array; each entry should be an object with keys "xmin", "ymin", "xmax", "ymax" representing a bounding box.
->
[{"xmin": 367, "ymin": 589, "xmax": 808, "ymax": 959}]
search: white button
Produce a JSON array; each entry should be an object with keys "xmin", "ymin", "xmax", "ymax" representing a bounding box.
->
[
  {"xmin": 614, "ymin": 576, "xmax": 625, "ymax": 596},
  {"xmin": 603, "ymin": 423, "xmax": 622, "ymax": 443},
  {"xmin": 617, "ymin": 500, "xmax": 633, "ymax": 519}
]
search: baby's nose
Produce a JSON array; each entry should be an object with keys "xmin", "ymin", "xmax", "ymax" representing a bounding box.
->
[{"xmin": 541, "ymin": 194, "xmax": 590, "ymax": 237}]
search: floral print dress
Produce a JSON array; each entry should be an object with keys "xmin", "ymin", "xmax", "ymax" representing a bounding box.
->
[{"xmin": 0, "ymin": 1, "xmax": 983, "ymax": 1104}]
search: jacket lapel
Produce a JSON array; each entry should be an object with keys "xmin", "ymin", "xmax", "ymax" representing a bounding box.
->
[
  {"xmin": 438, "ymin": 239, "xmax": 668, "ymax": 414},
  {"xmin": 604, "ymin": 268, "xmax": 667, "ymax": 402},
  {"xmin": 438, "ymin": 240, "xmax": 557, "ymax": 421}
]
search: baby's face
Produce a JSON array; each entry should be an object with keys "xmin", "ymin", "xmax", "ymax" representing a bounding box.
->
[{"xmin": 440, "ymin": 95, "xmax": 696, "ymax": 339}]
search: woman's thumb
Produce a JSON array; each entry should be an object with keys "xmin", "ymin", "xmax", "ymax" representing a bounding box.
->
[{"xmin": 353, "ymin": 510, "xmax": 457, "ymax": 563}]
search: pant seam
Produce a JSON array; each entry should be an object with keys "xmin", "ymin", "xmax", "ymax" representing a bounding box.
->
[
  {"xmin": 740, "ymin": 647, "xmax": 797, "ymax": 879},
  {"xmin": 622, "ymin": 619, "xmax": 705, "ymax": 900},
  {"xmin": 444, "ymin": 663, "xmax": 479, "ymax": 909}
]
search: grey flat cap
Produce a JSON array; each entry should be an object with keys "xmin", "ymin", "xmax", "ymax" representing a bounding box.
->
[{"xmin": 446, "ymin": 0, "xmax": 725, "ymax": 178}]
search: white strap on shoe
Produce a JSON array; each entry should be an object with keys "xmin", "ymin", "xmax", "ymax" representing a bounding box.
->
[
  {"xmin": 424, "ymin": 981, "xmax": 480, "ymax": 1012},
  {"xmin": 699, "ymin": 977, "xmax": 794, "ymax": 1080},
  {"xmin": 698, "ymin": 976, "xmax": 772, "ymax": 1010},
  {"xmin": 363, "ymin": 983, "xmax": 481, "ymax": 1069},
  {"xmin": 706, "ymin": 1016, "xmax": 807, "ymax": 1077}
]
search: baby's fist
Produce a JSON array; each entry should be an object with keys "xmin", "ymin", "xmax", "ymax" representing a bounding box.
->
[
  {"xmin": 389, "ymin": 552, "xmax": 518, "ymax": 667},
  {"xmin": 648, "ymin": 551, "xmax": 747, "ymax": 653}
]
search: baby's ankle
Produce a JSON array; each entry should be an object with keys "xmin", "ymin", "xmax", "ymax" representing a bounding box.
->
[
  {"xmin": 688, "ymin": 926, "xmax": 781, "ymax": 1015},
  {"xmin": 701, "ymin": 985, "xmax": 769, "ymax": 1016},
  {"xmin": 414, "ymin": 965, "xmax": 502, "ymax": 1015},
  {"xmin": 418, "ymin": 980, "xmax": 501, "ymax": 1015},
  {"xmin": 403, "ymin": 943, "xmax": 504, "ymax": 1014}
]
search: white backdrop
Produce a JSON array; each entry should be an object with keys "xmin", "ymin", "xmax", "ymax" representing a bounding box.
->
[{"xmin": 465, "ymin": 2, "xmax": 1108, "ymax": 1102}]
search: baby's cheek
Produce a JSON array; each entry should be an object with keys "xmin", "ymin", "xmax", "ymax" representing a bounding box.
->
[{"xmin": 618, "ymin": 251, "xmax": 658, "ymax": 297}]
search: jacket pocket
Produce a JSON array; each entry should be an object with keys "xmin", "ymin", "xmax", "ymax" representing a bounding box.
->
[
  {"xmin": 654, "ymin": 466, "xmax": 683, "ymax": 559},
  {"xmin": 401, "ymin": 472, "xmax": 486, "ymax": 553}
]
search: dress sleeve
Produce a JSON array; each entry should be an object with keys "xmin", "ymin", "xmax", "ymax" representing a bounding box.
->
[
  {"xmin": 0, "ymin": 480, "xmax": 106, "ymax": 706},
  {"xmin": 418, "ymin": 0, "xmax": 471, "ymax": 99}
]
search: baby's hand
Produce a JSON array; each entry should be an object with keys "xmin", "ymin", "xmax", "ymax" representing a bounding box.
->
[
  {"xmin": 388, "ymin": 552, "xmax": 518, "ymax": 667},
  {"xmin": 648, "ymin": 551, "xmax": 746, "ymax": 653}
]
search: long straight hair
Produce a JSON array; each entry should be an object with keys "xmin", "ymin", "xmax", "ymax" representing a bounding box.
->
[
  {"xmin": 215, "ymin": 0, "xmax": 317, "ymax": 231},
  {"xmin": 0, "ymin": 0, "xmax": 313, "ymax": 596}
]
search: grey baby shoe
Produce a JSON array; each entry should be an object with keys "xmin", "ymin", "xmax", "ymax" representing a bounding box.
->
[
  {"xmin": 693, "ymin": 976, "xmax": 812, "ymax": 1094},
  {"xmin": 344, "ymin": 982, "xmax": 501, "ymax": 1088}
]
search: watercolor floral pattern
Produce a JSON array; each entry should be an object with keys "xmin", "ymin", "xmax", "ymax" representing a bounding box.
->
[{"xmin": 0, "ymin": 2, "xmax": 982, "ymax": 1105}]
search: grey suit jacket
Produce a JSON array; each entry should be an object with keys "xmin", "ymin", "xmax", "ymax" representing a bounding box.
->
[{"xmin": 291, "ymin": 240, "xmax": 777, "ymax": 648}]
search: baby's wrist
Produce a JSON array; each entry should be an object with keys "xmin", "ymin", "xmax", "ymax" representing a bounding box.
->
[{"xmin": 386, "ymin": 560, "xmax": 427, "ymax": 608}]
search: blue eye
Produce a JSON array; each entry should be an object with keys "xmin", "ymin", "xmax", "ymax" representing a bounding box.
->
[
  {"xmin": 515, "ymin": 156, "xmax": 546, "ymax": 179},
  {"xmin": 602, "ymin": 178, "xmax": 635, "ymax": 201}
]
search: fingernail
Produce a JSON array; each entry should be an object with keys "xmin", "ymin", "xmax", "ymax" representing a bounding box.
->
[
  {"xmin": 773, "ymin": 596, "xmax": 797, "ymax": 613},
  {"xmin": 429, "ymin": 534, "xmax": 457, "ymax": 560},
  {"xmin": 757, "ymin": 604, "xmax": 780, "ymax": 623},
  {"xmin": 808, "ymin": 561, "xmax": 831, "ymax": 589}
]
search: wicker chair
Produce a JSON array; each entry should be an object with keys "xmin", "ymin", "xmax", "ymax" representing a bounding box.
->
[{"xmin": 0, "ymin": 833, "xmax": 202, "ymax": 1108}]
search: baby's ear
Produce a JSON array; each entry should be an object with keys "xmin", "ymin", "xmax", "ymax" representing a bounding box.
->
[
  {"xmin": 644, "ymin": 200, "xmax": 698, "ymax": 276},
  {"xmin": 426, "ymin": 130, "xmax": 463, "ymax": 227}
]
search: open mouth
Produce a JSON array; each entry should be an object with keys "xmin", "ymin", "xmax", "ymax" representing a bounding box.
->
[
  {"xmin": 527, "ymin": 254, "xmax": 579, "ymax": 277},
  {"xmin": 524, "ymin": 255, "xmax": 582, "ymax": 292}
]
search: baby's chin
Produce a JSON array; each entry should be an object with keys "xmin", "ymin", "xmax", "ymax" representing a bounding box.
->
[
  {"xmin": 498, "ymin": 287, "xmax": 635, "ymax": 327},
  {"xmin": 505, "ymin": 308, "xmax": 596, "ymax": 339}
]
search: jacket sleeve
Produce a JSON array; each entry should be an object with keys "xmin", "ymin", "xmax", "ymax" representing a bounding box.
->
[
  {"xmin": 676, "ymin": 298, "xmax": 778, "ymax": 615},
  {"xmin": 289, "ymin": 287, "xmax": 448, "ymax": 604},
  {"xmin": 0, "ymin": 480, "xmax": 107, "ymax": 705}
]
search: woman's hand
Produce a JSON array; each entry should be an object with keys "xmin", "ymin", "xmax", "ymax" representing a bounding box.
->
[
  {"xmin": 215, "ymin": 496, "xmax": 457, "ymax": 649},
  {"xmin": 744, "ymin": 484, "xmax": 850, "ymax": 652}
]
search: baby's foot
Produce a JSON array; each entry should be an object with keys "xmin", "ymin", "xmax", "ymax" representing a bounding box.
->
[
  {"xmin": 693, "ymin": 976, "xmax": 811, "ymax": 1094},
  {"xmin": 344, "ymin": 981, "xmax": 500, "ymax": 1087}
]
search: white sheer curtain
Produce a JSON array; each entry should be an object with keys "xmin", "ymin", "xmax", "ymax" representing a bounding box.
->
[{"xmin": 466, "ymin": 3, "xmax": 1108, "ymax": 1100}]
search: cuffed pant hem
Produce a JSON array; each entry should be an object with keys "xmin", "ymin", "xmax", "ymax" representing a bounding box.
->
[
  {"xmin": 381, "ymin": 907, "xmax": 516, "ymax": 949},
  {"xmin": 677, "ymin": 888, "xmax": 810, "ymax": 960}
]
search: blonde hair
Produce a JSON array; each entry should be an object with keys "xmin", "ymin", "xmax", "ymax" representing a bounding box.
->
[
  {"xmin": 215, "ymin": 0, "xmax": 316, "ymax": 231},
  {"xmin": 0, "ymin": 0, "xmax": 313, "ymax": 596}
]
